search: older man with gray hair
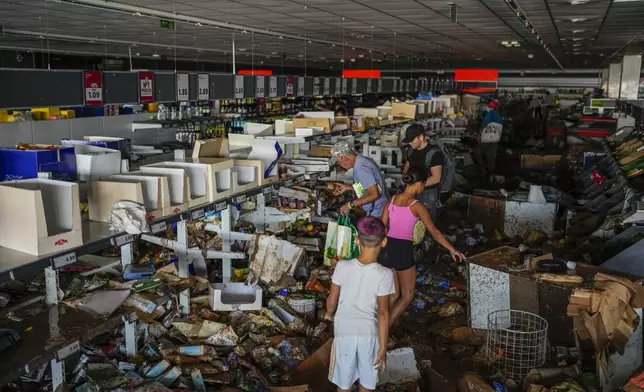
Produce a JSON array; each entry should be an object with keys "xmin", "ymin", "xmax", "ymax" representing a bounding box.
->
[{"xmin": 328, "ymin": 140, "xmax": 389, "ymax": 218}]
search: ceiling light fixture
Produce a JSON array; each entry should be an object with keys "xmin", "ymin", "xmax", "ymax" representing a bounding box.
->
[
  {"xmin": 152, "ymin": 53, "xmax": 160, "ymax": 57},
  {"xmin": 570, "ymin": 0, "xmax": 590, "ymax": 4}
]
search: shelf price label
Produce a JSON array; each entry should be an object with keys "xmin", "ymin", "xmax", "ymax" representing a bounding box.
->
[
  {"xmin": 286, "ymin": 76, "xmax": 294, "ymax": 96},
  {"xmin": 84, "ymin": 71, "xmax": 103, "ymax": 106},
  {"xmin": 139, "ymin": 72, "xmax": 154, "ymax": 103},
  {"xmin": 295, "ymin": 175, "xmax": 305, "ymax": 184},
  {"xmin": 233, "ymin": 194, "xmax": 247, "ymax": 204},
  {"xmin": 235, "ymin": 75, "xmax": 245, "ymax": 99},
  {"xmin": 313, "ymin": 77, "xmax": 320, "ymax": 96},
  {"xmin": 309, "ymin": 173, "xmax": 318, "ymax": 182},
  {"xmin": 215, "ymin": 201, "xmax": 229, "ymax": 212},
  {"xmin": 113, "ymin": 233, "xmax": 134, "ymax": 247},
  {"xmin": 151, "ymin": 221, "xmax": 167, "ymax": 234},
  {"xmin": 341, "ymin": 78, "xmax": 348, "ymax": 94},
  {"xmin": 51, "ymin": 252, "xmax": 77, "ymax": 269},
  {"xmin": 56, "ymin": 340, "xmax": 81, "ymax": 361},
  {"xmin": 297, "ymin": 77, "xmax": 305, "ymax": 97},
  {"xmin": 351, "ymin": 79, "xmax": 358, "ymax": 94},
  {"xmin": 176, "ymin": 73, "xmax": 190, "ymax": 101},
  {"xmin": 191, "ymin": 208, "xmax": 205, "ymax": 221},
  {"xmin": 283, "ymin": 179, "xmax": 294, "ymax": 187},
  {"xmin": 198, "ymin": 74, "xmax": 209, "ymax": 101},
  {"xmin": 323, "ymin": 78, "xmax": 331, "ymax": 96},
  {"xmin": 269, "ymin": 76, "xmax": 278, "ymax": 98},
  {"xmin": 256, "ymin": 75, "xmax": 265, "ymax": 98},
  {"xmin": 378, "ymin": 79, "xmax": 383, "ymax": 93},
  {"xmin": 262, "ymin": 185, "xmax": 273, "ymax": 195}
]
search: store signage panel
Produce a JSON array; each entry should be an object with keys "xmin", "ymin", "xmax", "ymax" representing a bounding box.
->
[
  {"xmin": 269, "ymin": 76, "xmax": 278, "ymax": 98},
  {"xmin": 378, "ymin": 79, "xmax": 382, "ymax": 93},
  {"xmin": 323, "ymin": 78, "xmax": 330, "ymax": 96},
  {"xmin": 176, "ymin": 73, "xmax": 189, "ymax": 101},
  {"xmin": 234, "ymin": 75, "xmax": 244, "ymax": 98},
  {"xmin": 84, "ymin": 71, "xmax": 103, "ymax": 106},
  {"xmin": 256, "ymin": 76, "xmax": 265, "ymax": 98},
  {"xmin": 197, "ymin": 74, "xmax": 209, "ymax": 101},
  {"xmin": 335, "ymin": 78, "xmax": 341, "ymax": 96},
  {"xmin": 297, "ymin": 77, "xmax": 305, "ymax": 97},
  {"xmin": 313, "ymin": 77, "xmax": 320, "ymax": 96},
  {"xmin": 351, "ymin": 79, "xmax": 358, "ymax": 94},
  {"xmin": 286, "ymin": 76, "xmax": 294, "ymax": 96},
  {"xmin": 139, "ymin": 72, "xmax": 154, "ymax": 103}
]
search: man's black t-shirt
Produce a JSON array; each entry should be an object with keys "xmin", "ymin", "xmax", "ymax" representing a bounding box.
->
[{"xmin": 409, "ymin": 144, "xmax": 444, "ymax": 190}]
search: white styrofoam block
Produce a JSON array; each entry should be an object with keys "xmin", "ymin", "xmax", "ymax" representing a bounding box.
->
[
  {"xmin": 244, "ymin": 122, "xmax": 273, "ymax": 136},
  {"xmin": 106, "ymin": 174, "xmax": 166, "ymax": 211},
  {"xmin": 504, "ymin": 201, "xmax": 557, "ymax": 237},
  {"xmin": 379, "ymin": 347, "xmax": 421, "ymax": 385},
  {"xmin": 210, "ymin": 283, "xmax": 262, "ymax": 311},
  {"xmin": 247, "ymin": 139, "xmax": 281, "ymax": 178},
  {"xmin": 138, "ymin": 167, "xmax": 189, "ymax": 207},
  {"xmin": 468, "ymin": 263, "xmax": 510, "ymax": 330},
  {"xmin": 275, "ymin": 120, "xmax": 294, "ymax": 135}
]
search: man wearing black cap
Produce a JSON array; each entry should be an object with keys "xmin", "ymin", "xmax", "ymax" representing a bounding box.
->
[{"xmin": 401, "ymin": 123, "xmax": 443, "ymax": 220}]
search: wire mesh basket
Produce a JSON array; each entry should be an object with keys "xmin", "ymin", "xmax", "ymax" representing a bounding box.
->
[{"xmin": 486, "ymin": 309, "xmax": 548, "ymax": 381}]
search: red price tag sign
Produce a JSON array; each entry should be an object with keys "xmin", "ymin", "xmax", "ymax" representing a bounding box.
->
[
  {"xmin": 286, "ymin": 76, "xmax": 294, "ymax": 96},
  {"xmin": 139, "ymin": 72, "xmax": 154, "ymax": 103},
  {"xmin": 84, "ymin": 71, "xmax": 103, "ymax": 106}
]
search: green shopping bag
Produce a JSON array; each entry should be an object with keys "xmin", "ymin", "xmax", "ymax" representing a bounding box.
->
[{"xmin": 338, "ymin": 216, "xmax": 360, "ymax": 259}]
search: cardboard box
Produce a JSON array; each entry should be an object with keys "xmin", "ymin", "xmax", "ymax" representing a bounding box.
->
[
  {"xmin": 275, "ymin": 120, "xmax": 294, "ymax": 135},
  {"xmin": 83, "ymin": 136, "xmax": 131, "ymax": 159},
  {"xmin": 293, "ymin": 339, "xmax": 332, "ymax": 392},
  {"xmin": 136, "ymin": 167, "xmax": 190, "ymax": 215},
  {"xmin": 354, "ymin": 108, "xmax": 379, "ymax": 118},
  {"xmin": 293, "ymin": 118, "xmax": 332, "ymax": 134},
  {"xmin": 377, "ymin": 106, "xmax": 392, "ymax": 119},
  {"xmin": 90, "ymin": 174, "xmax": 171, "ymax": 221},
  {"xmin": 391, "ymin": 102, "xmax": 417, "ymax": 119},
  {"xmin": 145, "ymin": 159, "xmax": 234, "ymax": 205},
  {"xmin": 0, "ymin": 179, "xmax": 82, "ymax": 255},
  {"xmin": 311, "ymin": 145, "xmax": 333, "ymax": 158},
  {"xmin": 192, "ymin": 138, "xmax": 228, "ymax": 159},
  {"xmin": 0, "ymin": 145, "xmax": 77, "ymax": 182},
  {"xmin": 380, "ymin": 133, "xmax": 399, "ymax": 147},
  {"xmin": 72, "ymin": 145, "xmax": 121, "ymax": 181},
  {"xmin": 232, "ymin": 160, "xmax": 264, "ymax": 193},
  {"xmin": 350, "ymin": 115, "xmax": 365, "ymax": 132},
  {"xmin": 520, "ymin": 153, "xmax": 563, "ymax": 171}
]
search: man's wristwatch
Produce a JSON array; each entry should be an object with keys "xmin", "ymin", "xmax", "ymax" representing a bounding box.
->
[{"xmin": 348, "ymin": 201, "xmax": 355, "ymax": 209}]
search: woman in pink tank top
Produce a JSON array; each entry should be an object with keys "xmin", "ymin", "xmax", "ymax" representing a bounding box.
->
[{"xmin": 379, "ymin": 166, "xmax": 465, "ymax": 327}]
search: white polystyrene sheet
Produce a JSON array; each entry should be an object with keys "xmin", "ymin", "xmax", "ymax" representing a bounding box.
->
[
  {"xmin": 468, "ymin": 263, "xmax": 510, "ymax": 330},
  {"xmin": 600, "ymin": 308, "xmax": 642, "ymax": 391},
  {"xmin": 228, "ymin": 133, "xmax": 256, "ymax": 147},
  {"xmin": 73, "ymin": 144, "xmax": 122, "ymax": 181},
  {"xmin": 244, "ymin": 122, "xmax": 273, "ymax": 136},
  {"xmin": 146, "ymin": 162, "xmax": 207, "ymax": 198},
  {"xmin": 504, "ymin": 201, "xmax": 557, "ymax": 237},
  {"xmin": 248, "ymin": 139, "xmax": 280, "ymax": 177},
  {"xmin": 13, "ymin": 179, "xmax": 76, "ymax": 235},
  {"xmin": 108, "ymin": 174, "xmax": 161, "ymax": 209},
  {"xmin": 139, "ymin": 167, "xmax": 187, "ymax": 204},
  {"xmin": 379, "ymin": 347, "xmax": 421, "ymax": 385}
]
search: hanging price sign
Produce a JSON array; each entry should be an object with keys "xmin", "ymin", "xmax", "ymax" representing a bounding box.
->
[
  {"xmin": 341, "ymin": 78, "xmax": 348, "ymax": 94},
  {"xmin": 176, "ymin": 73, "xmax": 189, "ymax": 101},
  {"xmin": 378, "ymin": 79, "xmax": 383, "ymax": 93},
  {"xmin": 269, "ymin": 76, "xmax": 278, "ymax": 98},
  {"xmin": 335, "ymin": 78, "xmax": 341, "ymax": 96},
  {"xmin": 139, "ymin": 72, "xmax": 154, "ymax": 103},
  {"xmin": 198, "ymin": 74, "xmax": 209, "ymax": 101},
  {"xmin": 313, "ymin": 77, "xmax": 320, "ymax": 96},
  {"xmin": 351, "ymin": 79, "xmax": 357, "ymax": 94},
  {"xmin": 297, "ymin": 77, "xmax": 305, "ymax": 97},
  {"xmin": 256, "ymin": 75, "xmax": 265, "ymax": 98},
  {"xmin": 366, "ymin": 79, "xmax": 372, "ymax": 93},
  {"xmin": 234, "ymin": 75, "xmax": 245, "ymax": 98},
  {"xmin": 323, "ymin": 78, "xmax": 330, "ymax": 96},
  {"xmin": 84, "ymin": 71, "xmax": 103, "ymax": 106},
  {"xmin": 286, "ymin": 76, "xmax": 294, "ymax": 96}
]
